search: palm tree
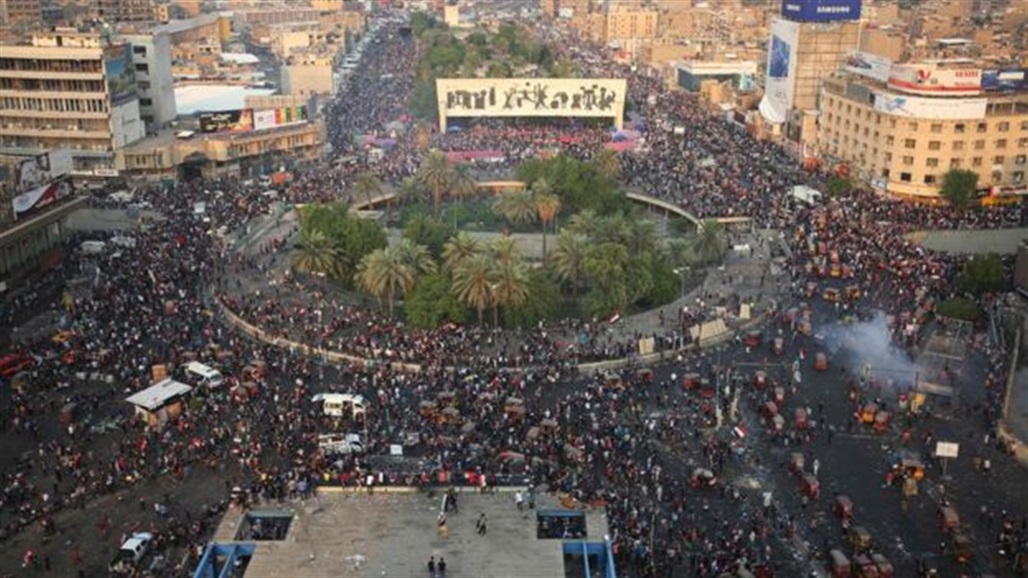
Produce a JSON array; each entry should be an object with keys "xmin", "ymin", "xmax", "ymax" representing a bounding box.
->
[
  {"xmin": 355, "ymin": 246, "xmax": 415, "ymax": 318},
  {"xmin": 533, "ymin": 188, "xmax": 561, "ymax": 260},
  {"xmin": 353, "ymin": 172, "xmax": 383, "ymax": 209},
  {"xmin": 491, "ymin": 260, "xmax": 530, "ymax": 326},
  {"xmin": 489, "ymin": 236, "xmax": 521, "ymax": 267},
  {"xmin": 397, "ymin": 176, "xmax": 427, "ymax": 206},
  {"xmin": 417, "ymin": 150, "xmax": 455, "ymax": 217},
  {"xmin": 567, "ymin": 209, "xmax": 599, "ymax": 238},
  {"xmin": 493, "ymin": 189, "xmax": 537, "ymax": 227},
  {"xmin": 550, "ymin": 230, "xmax": 586, "ymax": 295},
  {"xmin": 692, "ymin": 219, "xmax": 727, "ymax": 264},
  {"xmin": 442, "ymin": 232, "xmax": 481, "ymax": 272},
  {"xmin": 451, "ymin": 163, "xmax": 479, "ymax": 203},
  {"xmin": 452, "ymin": 253, "xmax": 495, "ymax": 325},
  {"xmin": 394, "ymin": 238, "xmax": 438, "ymax": 276},
  {"xmin": 593, "ymin": 148, "xmax": 621, "ymax": 182},
  {"xmin": 625, "ymin": 218, "xmax": 657, "ymax": 257},
  {"xmin": 292, "ymin": 228, "xmax": 344, "ymax": 280}
]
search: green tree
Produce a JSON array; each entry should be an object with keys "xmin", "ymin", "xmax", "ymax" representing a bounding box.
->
[
  {"xmin": 291, "ymin": 228, "xmax": 345, "ymax": 280},
  {"xmin": 502, "ymin": 269, "xmax": 560, "ymax": 327},
  {"xmin": 355, "ymin": 246, "xmax": 415, "ymax": 318},
  {"xmin": 489, "ymin": 236, "xmax": 521, "ymax": 267},
  {"xmin": 957, "ymin": 253, "xmax": 1005, "ymax": 295},
  {"xmin": 442, "ymin": 231, "xmax": 481, "ymax": 272},
  {"xmin": 493, "ymin": 189, "xmax": 537, "ymax": 227},
  {"xmin": 582, "ymin": 242, "xmax": 631, "ymax": 316},
  {"xmin": 533, "ymin": 187, "xmax": 561, "ymax": 260},
  {"xmin": 397, "ymin": 176, "xmax": 427, "ymax": 206},
  {"xmin": 593, "ymin": 148, "xmax": 622, "ymax": 182},
  {"xmin": 417, "ymin": 150, "xmax": 456, "ymax": 217},
  {"xmin": 405, "ymin": 272, "xmax": 467, "ymax": 328},
  {"xmin": 827, "ymin": 175, "xmax": 853, "ymax": 197},
  {"xmin": 393, "ymin": 238, "xmax": 438, "ymax": 276},
  {"xmin": 940, "ymin": 168, "xmax": 979, "ymax": 210},
  {"xmin": 452, "ymin": 253, "xmax": 495, "ymax": 325},
  {"xmin": 567, "ymin": 209, "xmax": 600, "ymax": 238},
  {"xmin": 691, "ymin": 219, "xmax": 727, "ymax": 264},
  {"xmin": 451, "ymin": 163, "xmax": 478, "ymax": 204},
  {"xmin": 353, "ymin": 172, "xmax": 383, "ymax": 208},
  {"xmin": 491, "ymin": 260, "xmax": 530, "ymax": 326},
  {"xmin": 403, "ymin": 214, "xmax": 455, "ymax": 259},
  {"xmin": 550, "ymin": 231, "xmax": 587, "ymax": 295},
  {"xmin": 936, "ymin": 297, "xmax": 983, "ymax": 322}
]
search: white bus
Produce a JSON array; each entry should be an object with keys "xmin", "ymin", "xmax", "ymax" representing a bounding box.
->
[
  {"xmin": 181, "ymin": 361, "xmax": 225, "ymax": 388},
  {"xmin": 312, "ymin": 393, "xmax": 367, "ymax": 419}
]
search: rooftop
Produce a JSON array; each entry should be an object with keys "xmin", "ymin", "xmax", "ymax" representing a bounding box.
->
[
  {"xmin": 124, "ymin": 379, "xmax": 192, "ymax": 411},
  {"xmin": 175, "ymin": 84, "xmax": 277, "ymax": 115},
  {"xmin": 208, "ymin": 491, "xmax": 611, "ymax": 578}
]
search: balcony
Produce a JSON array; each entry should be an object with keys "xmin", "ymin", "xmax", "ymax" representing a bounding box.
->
[
  {"xmin": 0, "ymin": 69, "xmax": 104, "ymax": 81},
  {"xmin": 0, "ymin": 125, "xmax": 112, "ymax": 140},
  {"xmin": 0, "ymin": 110, "xmax": 108, "ymax": 120}
]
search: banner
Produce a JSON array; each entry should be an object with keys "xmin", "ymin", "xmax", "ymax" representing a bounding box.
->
[
  {"xmin": 13, "ymin": 150, "xmax": 73, "ymax": 191},
  {"xmin": 888, "ymin": 64, "xmax": 981, "ymax": 95},
  {"xmin": 782, "ymin": 0, "xmax": 861, "ymax": 21},
  {"xmin": 436, "ymin": 78, "xmax": 627, "ymax": 119},
  {"xmin": 872, "ymin": 92, "xmax": 987, "ymax": 120},
  {"xmin": 844, "ymin": 51, "xmax": 892, "ymax": 83},
  {"xmin": 104, "ymin": 44, "xmax": 138, "ymax": 106},
  {"xmin": 760, "ymin": 18, "xmax": 800, "ymax": 123},
  {"xmin": 13, "ymin": 176, "xmax": 74, "ymax": 220},
  {"xmin": 199, "ymin": 109, "xmax": 254, "ymax": 134},
  {"xmin": 253, "ymin": 105, "xmax": 309, "ymax": 131},
  {"xmin": 981, "ymin": 68, "xmax": 1028, "ymax": 92}
]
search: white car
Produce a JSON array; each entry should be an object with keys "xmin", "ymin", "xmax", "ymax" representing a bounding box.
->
[
  {"xmin": 109, "ymin": 532, "xmax": 152, "ymax": 571},
  {"xmin": 318, "ymin": 433, "xmax": 364, "ymax": 455}
]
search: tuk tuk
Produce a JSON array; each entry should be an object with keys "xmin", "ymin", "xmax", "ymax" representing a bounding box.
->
[
  {"xmin": 683, "ymin": 373, "xmax": 701, "ymax": 391},
  {"xmin": 801, "ymin": 475, "xmax": 819, "ymax": 499},
  {"xmin": 772, "ymin": 337, "xmax": 785, "ymax": 355},
  {"xmin": 419, "ymin": 400, "xmax": 437, "ymax": 418},
  {"xmin": 772, "ymin": 386, "xmax": 785, "ymax": 405},
  {"xmin": 539, "ymin": 418, "xmax": 559, "ymax": 436},
  {"xmin": 806, "ymin": 281, "xmax": 818, "ymax": 298},
  {"xmin": 436, "ymin": 391, "xmax": 458, "ymax": 408},
  {"xmin": 504, "ymin": 403, "xmax": 526, "ymax": 423},
  {"xmin": 744, "ymin": 330, "xmax": 762, "ymax": 348},
  {"xmin": 823, "ymin": 288, "xmax": 841, "ymax": 302},
  {"xmin": 798, "ymin": 318, "xmax": 813, "ymax": 336},
  {"xmin": 636, "ymin": 368, "xmax": 654, "ymax": 384},
  {"xmin": 504, "ymin": 396, "xmax": 524, "ymax": 413},
  {"xmin": 859, "ymin": 403, "xmax": 878, "ymax": 425},
  {"xmin": 689, "ymin": 467, "xmax": 718, "ymax": 488},
  {"xmin": 754, "ymin": 371, "xmax": 767, "ymax": 390},
  {"xmin": 845, "ymin": 285, "xmax": 861, "ymax": 301},
  {"xmin": 771, "ymin": 414, "xmax": 785, "ymax": 432},
  {"xmin": 699, "ymin": 378, "xmax": 715, "ymax": 399},
  {"xmin": 59, "ymin": 402, "xmax": 78, "ymax": 425},
  {"xmin": 915, "ymin": 555, "xmax": 938, "ymax": 577},
  {"xmin": 241, "ymin": 364, "xmax": 265, "ymax": 381},
  {"xmin": 896, "ymin": 453, "xmax": 925, "ymax": 480},
  {"xmin": 762, "ymin": 401, "xmax": 779, "ymax": 420},
  {"xmin": 814, "ymin": 352, "xmax": 828, "ymax": 371},
  {"xmin": 841, "ymin": 264, "xmax": 854, "ymax": 279},
  {"xmin": 795, "ymin": 407, "xmax": 809, "ymax": 430},
  {"xmin": 834, "ymin": 494, "xmax": 853, "ymax": 521},
  {"xmin": 871, "ymin": 553, "xmax": 893, "ymax": 578},
  {"xmin": 790, "ymin": 452, "xmax": 805, "ymax": 475},
  {"xmin": 853, "ymin": 554, "xmax": 879, "ymax": 578},
  {"xmin": 849, "ymin": 526, "xmax": 872, "ymax": 552},
  {"xmin": 873, "ymin": 410, "xmax": 891, "ymax": 432},
  {"xmin": 437, "ymin": 406, "xmax": 462, "ymax": 425},
  {"xmin": 830, "ymin": 263, "xmax": 842, "ymax": 278},
  {"xmin": 938, "ymin": 506, "xmax": 960, "ymax": 532},
  {"xmin": 829, "ymin": 549, "xmax": 851, "ymax": 578},
  {"xmin": 951, "ymin": 532, "xmax": 973, "ymax": 564}
]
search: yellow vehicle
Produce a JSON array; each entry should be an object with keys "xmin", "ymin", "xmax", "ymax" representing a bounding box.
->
[{"xmin": 823, "ymin": 288, "xmax": 841, "ymax": 302}]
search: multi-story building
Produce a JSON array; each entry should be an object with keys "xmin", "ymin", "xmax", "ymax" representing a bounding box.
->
[
  {"xmin": 819, "ymin": 72, "xmax": 1028, "ymax": 200},
  {"xmin": 234, "ymin": 8, "xmax": 321, "ymax": 27},
  {"xmin": 605, "ymin": 8, "xmax": 659, "ymax": 45},
  {"xmin": 96, "ymin": 0, "xmax": 155, "ymax": 23},
  {"xmin": 281, "ymin": 52, "xmax": 335, "ymax": 97},
  {"xmin": 0, "ymin": 30, "xmax": 146, "ymax": 178},
  {"xmin": 119, "ymin": 30, "xmax": 177, "ymax": 132},
  {"xmin": 0, "ymin": 0, "xmax": 40, "ymax": 26}
]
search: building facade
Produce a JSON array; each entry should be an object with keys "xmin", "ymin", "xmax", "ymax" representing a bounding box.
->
[
  {"xmin": 820, "ymin": 74, "xmax": 1028, "ymax": 199},
  {"xmin": 281, "ymin": 55, "xmax": 335, "ymax": 97},
  {"xmin": 0, "ymin": 31, "xmax": 147, "ymax": 178},
  {"xmin": 120, "ymin": 31, "xmax": 177, "ymax": 132},
  {"xmin": 0, "ymin": 0, "xmax": 40, "ymax": 26},
  {"xmin": 96, "ymin": 0, "xmax": 155, "ymax": 23}
]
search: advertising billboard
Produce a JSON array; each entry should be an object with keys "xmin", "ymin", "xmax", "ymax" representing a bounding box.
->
[
  {"xmin": 13, "ymin": 150, "xmax": 73, "ymax": 192},
  {"xmin": 435, "ymin": 78, "xmax": 627, "ymax": 131},
  {"xmin": 887, "ymin": 64, "xmax": 981, "ymax": 95},
  {"xmin": 12, "ymin": 176, "xmax": 74, "ymax": 221},
  {"xmin": 253, "ymin": 105, "xmax": 309, "ymax": 131},
  {"xmin": 872, "ymin": 92, "xmax": 987, "ymax": 120},
  {"xmin": 981, "ymin": 68, "xmax": 1028, "ymax": 92},
  {"xmin": 761, "ymin": 18, "xmax": 800, "ymax": 123},
  {"xmin": 782, "ymin": 0, "xmax": 861, "ymax": 22},
  {"xmin": 104, "ymin": 44, "xmax": 138, "ymax": 106},
  {"xmin": 199, "ymin": 109, "xmax": 255, "ymax": 134},
  {"xmin": 844, "ymin": 51, "xmax": 892, "ymax": 83}
]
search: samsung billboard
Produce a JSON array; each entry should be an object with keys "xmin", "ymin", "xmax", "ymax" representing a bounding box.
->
[{"xmin": 782, "ymin": 0, "xmax": 861, "ymax": 22}]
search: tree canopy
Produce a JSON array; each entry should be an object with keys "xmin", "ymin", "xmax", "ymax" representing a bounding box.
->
[{"xmin": 940, "ymin": 169, "xmax": 979, "ymax": 210}]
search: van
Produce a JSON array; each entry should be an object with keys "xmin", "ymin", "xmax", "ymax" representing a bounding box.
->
[
  {"xmin": 109, "ymin": 532, "xmax": 152, "ymax": 572},
  {"xmin": 317, "ymin": 433, "xmax": 364, "ymax": 455},
  {"xmin": 182, "ymin": 361, "xmax": 225, "ymax": 388},
  {"xmin": 312, "ymin": 393, "xmax": 367, "ymax": 419}
]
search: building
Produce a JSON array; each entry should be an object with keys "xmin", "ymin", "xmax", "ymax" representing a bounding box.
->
[
  {"xmin": 194, "ymin": 492, "xmax": 616, "ymax": 578},
  {"xmin": 281, "ymin": 53, "xmax": 335, "ymax": 97},
  {"xmin": 819, "ymin": 71, "xmax": 1028, "ymax": 200},
  {"xmin": 0, "ymin": 30, "xmax": 146, "ymax": 178},
  {"xmin": 97, "ymin": 0, "xmax": 155, "ymax": 23},
  {"xmin": 605, "ymin": 8, "xmax": 659, "ymax": 46},
  {"xmin": 125, "ymin": 378, "xmax": 192, "ymax": 429},
  {"xmin": 119, "ymin": 30, "xmax": 177, "ymax": 132},
  {"xmin": 676, "ymin": 60, "xmax": 759, "ymax": 92},
  {"xmin": 0, "ymin": 0, "xmax": 40, "ymax": 26},
  {"xmin": 234, "ymin": 8, "xmax": 321, "ymax": 27}
]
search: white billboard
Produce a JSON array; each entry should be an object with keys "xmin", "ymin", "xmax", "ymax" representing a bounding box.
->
[
  {"xmin": 844, "ymin": 50, "xmax": 892, "ymax": 83},
  {"xmin": 872, "ymin": 92, "xmax": 987, "ymax": 120},
  {"xmin": 761, "ymin": 18, "xmax": 800, "ymax": 124},
  {"xmin": 888, "ymin": 64, "xmax": 982, "ymax": 95},
  {"xmin": 13, "ymin": 150, "xmax": 73, "ymax": 192}
]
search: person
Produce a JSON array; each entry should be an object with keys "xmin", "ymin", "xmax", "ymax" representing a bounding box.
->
[
  {"xmin": 476, "ymin": 513, "xmax": 487, "ymax": 535},
  {"xmin": 515, "ymin": 490, "xmax": 524, "ymax": 511},
  {"xmin": 439, "ymin": 557, "xmax": 447, "ymax": 575},
  {"xmin": 437, "ymin": 511, "xmax": 448, "ymax": 538},
  {"xmin": 427, "ymin": 555, "xmax": 436, "ymax": 574}
]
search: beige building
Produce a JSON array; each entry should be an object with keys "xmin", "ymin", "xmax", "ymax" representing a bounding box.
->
[
  {"xmin": 281, "ymin": 53, "xmax": 335, "ymax": 96},
  {"xmin": 0, "ymin": 0, "xmax": 40, "ymax": 25},
  {"xmin": 605, "ymin": 9, "xmax": 659, "ymax": 45},
  {"xmin": 0, "ymin": 31, "xmax": 146, "ymax": 176},
  {"xmin": 819, "ymin": 74, "xmax": 1028, "ymax": 199},
  {"xmin": 859, "ymin": 26, "xmax": 907, "ymax": 62},
  {"xmin": 96, "ymin": 0, "xmax": 155, "ymax": 23}
]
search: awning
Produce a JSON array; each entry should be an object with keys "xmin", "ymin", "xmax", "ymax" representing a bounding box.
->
[{"xmin": 758, "ymin": 95, "xmax": 787, "ymax": 125}]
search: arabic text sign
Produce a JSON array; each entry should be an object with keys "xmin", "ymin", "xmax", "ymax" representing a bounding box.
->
[
  {"xmin": 436, "ymin": 78, "xmax": 627, "ymax": 119},
  {"xmin": 872, "ymin": 92, "xmax": 986, "ymax": 120}
]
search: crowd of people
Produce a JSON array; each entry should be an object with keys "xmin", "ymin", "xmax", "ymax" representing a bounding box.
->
[{"xmin": 1, "ymin": 11, "xmax": 1025, "ymax": 578}]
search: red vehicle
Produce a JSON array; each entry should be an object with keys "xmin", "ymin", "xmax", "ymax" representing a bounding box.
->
[
  {"xmin": 772, "ymin": 386, "xmax": 785, "ymax": 405},
  {"xmin": 829, "ymin": 549, "xmax": 851, "ymax": 578},
  {"xmin": 834, "ymin": 495, "xmax": 854, "ymax": 522},
  {"xmin": 744, "ymin": 331, "xmax": 762, "ymax": 348},
  {"xmin": 754, "ymin": 371, "xmax": 767, "ymax": 390},
  {"xmin": 682, "ymin": 373, "xmax": 701, "ymax": 391},
  {"xmin": 853, "ymin": 554, "xmax": 879, "ymax": 578},
  {"xmin": 870, "ymin": 553, "xmax": 893, "ymax": 578},
  {"xmin": 0, "ymin": 353, "xmax": 34, "ymax": 379},
  {"xmin": 795, "ymin": 408, "xmax": 809, "ymax": 430},
  {"xmin": 801, "ymin": 475, "xmax": 819, "ymax": 499}
]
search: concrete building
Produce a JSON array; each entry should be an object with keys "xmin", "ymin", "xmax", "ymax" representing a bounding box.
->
[
  {"xmin": 0, "ymin": 30, "xmax": 146, "ymax": 178},
  {"xmin": 859, "ymin": 25, "xmax": 907, "ymax": 62},
  {"xmin": 819, "ymin": 73, "xmax": 1028, "ymax": 200},
  {"xmin": 605, "ymin": 8, "xmax": 659, "ymax": 45},
  {"xmin": 234, "ymin": 8, "xmax": 321, "ymax": 27},
  {"xmin": 281, "ymin": 53, "xmax": 335, "ymax": 97},
  {"xmin": 676, "ymin": 60, "xmax": 758, "ymax": 92},
  {"xmin": 119, "ymin": 30, "xmax": 177, "ymax": 132},
  {"xmin": 0, "ymin": 0, "xmax": 40, "ymax": 26},
  {"xmin": 97, "ymin": 0, "xmax": 155, "ymax": 23}
]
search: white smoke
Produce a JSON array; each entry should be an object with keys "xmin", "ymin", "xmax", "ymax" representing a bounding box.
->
[{"xmin": 819, "ymin": 311, "xmax": 919, "ymax": 388}]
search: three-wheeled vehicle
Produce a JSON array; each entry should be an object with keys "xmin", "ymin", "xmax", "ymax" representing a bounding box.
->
[
  {"xmin": 845, "ymin": 285, "xmax": 861, "ymax": 301},
  {"xmin": 801, "ymin": 475, "xmax": 819, "ymax": 499},
  {"xmin": 689, "ymin": 467, "xmax": 717, "ymax": 488},
  {"xmin": 852, "ymin": 553, "xmax": 880, "ymax": 578},
  {"xmin": 870, "ymin": 553, "xmax": 893, "ymax": 578},
  {"xmin": 772, "ymin": 337, "xmax": 785, "ymax": 355},
  {"xmin": 795, "ymin": 407, "xmax": 809, "ymax": 430},
  {"xmin": 683, "ymin": 373, "xmax": 701, "ymax": 391},
  {"xmin": 834, "ymin": 494, "xmax": 853, "ymax": 522},
  {"xmin": 849, "ymin": 526, "xmax": 872, "ymax": 553},
  {"xmin": 873, "ymin": 410, "xmax": 891, "ymax": 433},
  {"xmin": 771, "ymin": 414, "xmax": 785, "ymax": 432},
  {"xmin": 823, "ymin": 288, "xmax": 841, "ymax": 302},
  {"xmin": 951, "ymin": 531, "xmax": 974, "ymax": 564},
  {"xmin": 938, "ymin": 506, "xmax": 960, "ymax": 532},
  {"xmin": 744, "ymin": 330, "xmax": 762, "ymax": 348},
  {"xmin": 829, "ymin": 549, "xmax": 851, "ymax": 578},
  {"xmin": 754, "ymin": 371, "xmax": 767, "ymax": 390},
  {"xmin": 814, "ymin": 352, "xmax": 828, "ymax": 371},
  {"xmin": 915, "ymin": 555, "xmax": 938, "ymax": 577},
  {"xmin": 772, "ymin": 386, "xmax": 786, "ymax": 405},
  {"xmin": 859, "ymin": 403, "xmax": 878, "ymax": 425},
  {"xmin": 790, "ymin": 452, "xmax": 805, "ymax": 475},
  {"xmin": 762, "ymin": 401, "xmax": 779, "ymax": 420}
]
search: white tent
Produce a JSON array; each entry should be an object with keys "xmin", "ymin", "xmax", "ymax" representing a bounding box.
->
[{"xmin": 789, "ymin": 185, "xmax": 823, "ymax": 206}]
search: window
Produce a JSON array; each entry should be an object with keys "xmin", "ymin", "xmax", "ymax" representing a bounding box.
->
[
  {"xmin": 900, "ymin": 172, "xmax": 912, "ymax": 182},
  {"xmin": 884, "ymin": 152, "xmax": 892, "ymax": 162},
  {"xmin": 926, "ymin": 158, "xmax": 939, "ymax": 168},
  {"xmin": 997, "ymin": 121, "xmax": 1010, "ymax": 132},
  {"xmin": 977, "ymin": 122, "xmax": 988, "ymax": 132},
  {"xmin": 908, "ymin": 122, "xmax": 919, "ymax": 131},
  {"xmin": 924, "ymin": 175, "xmax": 936, "ymax": 184},
  {"xmin": 1019, "ymin": 138, "xmax": 1028, "ymax": 149},
  {"xmin": 137, "ymin": 81, "xmax": 150, "ymax": 90},
  {"xmin": 950, "ymin": 158, "xmax": 962, "ymax": 169},
  {"xmin": 133, "ymin": 46, "xmax": 147, "ymax": 56},
  {"xmin": 952, "ymin": 141, "xmax": 964, "ymax": 151},
  {"xmin": 902, "ymin": 155, "xmax": 914, "ymax": 165},
  {"xmin": 904, "ymin": 139, "xmax": 916, "ymax": 149},
  {"xmin": 1017, "ymin": 155, "xmax": 1027, "ymax": 165},
  {"xmin": 994, "ymin": 156, "xmax": 1005, "ymax": 164},
  {"xmin": 1014, "ymin": 171, "xmax": 1025, "ymax": 183},
  {"xmin": 139, "ymin": 98, "xmax": 152, "ymax": 106},
  {"xmin": 882, "ymin": 168, "xmax": 890, "ymax": 178},
  {"xmin": 992, "ymin": 171, "xmax": 1002, "ymax": 183},
  {"xmin": 134, "ymin": 63, "xmax": 149, "ymax": 73},
  {"xmin": 1021, "ymin": 121, "xmax": 1028, "ymax": 131},
  {"xmin": 928, "ymin": 141, "xmax": 941, "ymax": 151},
  {"xmin": 930, "ymin": 123, "xmax": 943, "ymax": 133},
  {"xmin": 886, "ymin": 136, "xmax": 895, "ymax": 145},
  {"xmin": 972, "ymin": 157, "xmax": 983, "ymax": 167},
  {"xmin": 975, "ymin": 140, "xmax": 985, "ymax": 150},
  {"xmin": 996, "ymin": 139, "xmax": 1008, "ymax": 149},
  {"xmin": 890, "ymin": 119, "xmax": 897, "ymax": 128},
  {"xmin": 954, "ymin": 123, "xmax": 966, "ymax": 133}
]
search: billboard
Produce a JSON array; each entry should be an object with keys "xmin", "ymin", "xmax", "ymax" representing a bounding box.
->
[
  {"xmin": 888, "ymin": 64, "xmax": 981, "ymax": 95},
  {"xmin": 844, "ymin": 51, "xmax": 892, "ymax": 83},
  {"xmin": 199, "ymin": 109, "xmax": 254, "ymax": 134},
  {"xmin": 872, "ymin": 92, "xmax": 987, "ymax": 120},
  {"xmin": 13, "ymin": 150, "xmax": 73, "ymax": 192},
  {"xmin": 254, "ymin": 105, "xmax": 309, "ymax": 131},
  {"xmin": 981, "ymin": 68, "xmax": 1028, "ymax": 92},
  {"xmin": 12, "ymin": 176, "xmax": 74, "ymax": 221},
  {"xmin": 762, "ymin": 18, "xmax": 800, "ymax": 123},
  {"xmin": 104, "ymin": 44, "xmax": 138, "ymax": 106},
  {"xmin": 435, "ymin": 78, "xmax": 627, "ymax": 124},
  {"xmin": 782, "ymin": 0, "xmax": 861, "ymax": 21}
]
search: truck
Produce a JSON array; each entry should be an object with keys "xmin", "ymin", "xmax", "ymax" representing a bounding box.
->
[{"xmin": 109, "ymin": 532, "xmax": 152, "ymax": 573}]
